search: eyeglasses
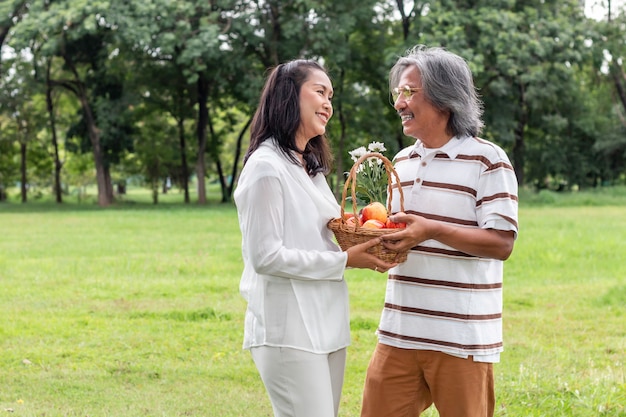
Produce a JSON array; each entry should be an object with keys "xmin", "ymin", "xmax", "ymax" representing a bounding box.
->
[{"xmin": 391, "ymin": 85, "xmax": 422, "ymax": 101}]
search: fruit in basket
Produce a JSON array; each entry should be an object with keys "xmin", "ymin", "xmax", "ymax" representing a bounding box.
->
[
  {"xmin": 340, "ymin": 212, "xmax": 359, "ymax": 227},
  {"xmin": 346, "ymin": 216, "xmax": 360, "ymax": 227},
  {"xmin": 361, "ymin": 202, "xmax": 388, "ymax": 224},
  {"xmin": 362, "ymin": 219, "xmax": 385, "ymax": 229},
  {"xmin": 385, "ymin": 218, "xmax": 407, "ymax": 229}
]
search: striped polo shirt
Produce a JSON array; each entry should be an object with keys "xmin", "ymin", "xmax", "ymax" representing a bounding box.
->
[{"xmin": 379, "ymin": 135, "xmax": 519, "ymax": 361}]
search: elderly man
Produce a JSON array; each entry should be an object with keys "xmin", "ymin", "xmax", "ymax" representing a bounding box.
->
[{"xmin": 360, "ymin": 45, "xmax": 519, "ymax": 417}]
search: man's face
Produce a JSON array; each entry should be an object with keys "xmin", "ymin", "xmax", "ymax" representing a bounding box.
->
[{"xmin": 392, "ymin": 67, "xmax": 450, "ymax": 147}]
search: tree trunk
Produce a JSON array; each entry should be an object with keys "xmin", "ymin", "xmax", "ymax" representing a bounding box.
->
[
  {"xmin": 20, "ymin": 142, "xmax": 27, "ymax": 203},
  {"xmin": 216, "ymin": 157, "xmax": 227, "ymax": 203},
  {"xmin": 0, "ymin": 25, "xmax": 9, "ymax": 77},
  {"xmin": 177, "ymin": 117, "xmax": 190, "ymax": 203},
  {"xmin": 610, "ymin": 63, "xmax": 626, "ymax": 126},
  {"xmin": 152, "ymin": 180, "xmax": 159, "ymax": 204},
  {"xmin": 78, "ymin": 92, "xmax": 111, "ymax": 206},
  {"xmin": 60, "ymin": 51, "xmax": 112, "ymax": 206},
  {"xmin": 196, "ymin": 74, "xmax": 209, "ymax": 204},
  {"xmin": 56, "ymin": 80, "xmax": 110, "ymax": 206},
  {"xmin": 227, "ymin": 116, "xmax": 253, "ymax": 199},
  {"xmin": 46, "ymin": 61, "xmax": 63, "ymax": 203},
  {"xmin": 206, "ymin": 107, "xmax": 228, "ymax": 203},
  {"xmin": 395, "ymin": 0, "xmax": 410, "ymax": 40},
  {"xmin": 607, "ymin": 2, "xmax": 626, "ymax": 126},
  {"xmin": 103, "ymin": 165, "xmax": 114, "ymax": 203}
]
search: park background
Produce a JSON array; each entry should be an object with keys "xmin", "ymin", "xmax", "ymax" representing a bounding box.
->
[
  {"xmin": 1, "ymin": 0, "xmax": 625, "ymax": 416},
  {"xmin": 0, "ymin": 188, "xmax": 625, "ymax": 416},
  {"xmin": 1, "ymin": 0, "xmax": 626, "ymax": 205}
]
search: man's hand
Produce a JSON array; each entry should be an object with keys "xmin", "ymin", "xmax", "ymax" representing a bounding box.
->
[
  {"xmin": 381, "ymin": 212, "xmax": 516, "ymax": 260},
  {"xmin": 380, "ymin": 212, "xmax": 431, "ymax": 253}
]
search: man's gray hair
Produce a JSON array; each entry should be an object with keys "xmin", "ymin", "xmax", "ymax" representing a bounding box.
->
[{"xmin": 390, "ymin": 45, "xmax": 484, "ymax": 137}]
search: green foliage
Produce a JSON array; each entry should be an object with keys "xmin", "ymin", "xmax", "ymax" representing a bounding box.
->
[
  {"xmin": 0, "ymin": 119, "xmax": 19, "ymax": 188},
  {"xmin": 2, "ymin": 0, "xmax": 626, "ymax": 203}
]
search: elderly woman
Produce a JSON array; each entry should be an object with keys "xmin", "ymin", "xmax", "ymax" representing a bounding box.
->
[{"xmin": 234, "ymin": 59, "xmax": 395, "ymax": 417}]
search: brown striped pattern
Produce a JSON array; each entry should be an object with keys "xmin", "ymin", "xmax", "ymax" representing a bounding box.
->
[
  {"xmin": 412, "ymin": 245, "xmax": 475, "ymax": 258},
  {"xmin": 422, "ymin": 180, "xmax": 477, "ymax": 198},
  {"xmin": 384, "ymin": 303, "xmax": 502, "ymax": 321},
  {"xmin": 376, "ymin": 137, "xmax": 518, "ymax": 357},
  {"xmin": 389, "ymin": 274, "xmax": 502, "ymax": 290},
  {"xmin": 377, "ymin": 329, "xmax": 504, "ymax": 351},
  {"xmin": 404, "ymin": 210, "xmax": 479, "ymax": 227}
]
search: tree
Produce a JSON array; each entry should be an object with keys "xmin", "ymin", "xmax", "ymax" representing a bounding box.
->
[
  {"xmin": 0, "ymin": 114, "xmax": 18, "ymax": 201},
  {"xmin": 0, "ymin": 52, "xmax": 48, "ymax": 202},
  {"xmin": 135, "ymin": 63, "xmax": 196, "ymax": 203},
  {"xmin": 0, "ymin": 1, "xmax": 28, "ymax": 201},
  {"xmin": 596, "ymin": 1, "xmax": 626, "ymax": 187},
  {"xmin": 10, "ymin": 0, "xmax": 125, "ymax": 206},
  {"xmin": 2, "ymin": 0, "xmax": 626, "ymax": 203},
  {"xmin": 392, "ymin": 0, "xmax": 592, "ymax": 187},
  {"xmin": 584, "ymin": 6, "xmax": 626, "ymax": 185},
  {"xmin": 222, "ymin": 0, "xmax": 403, "ymax": 201},
  {"xmin": 112, "ymin": 0, "xmax": 232, "ymax": 204},
  {"xmin": 0, "ymin": 0, "xmax": 27, "ymax": 76},
  {"xmin": 605, "ymin": 0, "xmax": 626, "ymax": 121},
  {"xmin": 128, "ymin": 113, "xmax": 179, "ymax": 204}
]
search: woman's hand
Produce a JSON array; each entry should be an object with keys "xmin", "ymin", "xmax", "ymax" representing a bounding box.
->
[{"xmin": 345, "ymin": 237, "xmax": 397, "ymax": 273}]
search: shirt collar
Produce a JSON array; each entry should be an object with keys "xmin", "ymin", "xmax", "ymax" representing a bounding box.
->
[{"xmin": 408, "ymin": 135, "xmax": 468, "ymax": 159}]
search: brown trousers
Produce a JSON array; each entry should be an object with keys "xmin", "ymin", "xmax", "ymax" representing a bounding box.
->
[{"xmin": 360, "ymin": 343, "xmax": 495, "ymax": 417}]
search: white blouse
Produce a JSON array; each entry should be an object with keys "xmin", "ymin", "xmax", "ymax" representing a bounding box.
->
[{"xmin": 234, "ymin": 139, "xmax": 350, "ymax": 354}]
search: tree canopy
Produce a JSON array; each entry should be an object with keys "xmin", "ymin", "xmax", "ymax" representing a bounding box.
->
[{"xmin": 1, "ymin": 0, "xmax": 625, "ymax": 205}]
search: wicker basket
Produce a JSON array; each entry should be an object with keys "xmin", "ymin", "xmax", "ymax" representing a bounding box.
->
[{"xmin": 328, "ymin": 152, "xmax": 408, "ymax": 263}]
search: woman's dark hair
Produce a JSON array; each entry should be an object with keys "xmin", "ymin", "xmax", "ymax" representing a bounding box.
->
[{"xmin": 244, "ymin": 59, "xmax": 333, "ymax": 176}]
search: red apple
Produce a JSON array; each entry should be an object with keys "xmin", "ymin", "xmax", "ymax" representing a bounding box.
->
[
  {"xmin": 384, "ymin": 218, "xmax": 406, "ymax": 229},
  {"xmin": 362, "ymin": 219, "xmax": 385, "ymax": 229},
  {"xmin": 346, "ymin": 216, "xmax": 361, "ymax": 227},
  {"xmin": 361, "ymin": 202, "xmax": 388, "ymax": 224}
]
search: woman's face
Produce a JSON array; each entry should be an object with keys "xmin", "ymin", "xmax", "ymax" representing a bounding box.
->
[{"xmin": 296, "ymin": 69, "xmax": 333, "ymax": 149}]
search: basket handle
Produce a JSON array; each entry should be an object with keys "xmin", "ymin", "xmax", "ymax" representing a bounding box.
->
[{"xmin": 339, "ymin": 152, "xmax": 405, "ymax": 227}]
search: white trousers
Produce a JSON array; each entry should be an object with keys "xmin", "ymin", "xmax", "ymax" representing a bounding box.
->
[{"xmin": 250, "ymin": 346, "xmax": 347, "ymax": 417}]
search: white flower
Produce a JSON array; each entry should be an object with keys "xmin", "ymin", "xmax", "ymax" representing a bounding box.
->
[
  {"xmin": 349, "ymin": 146, "xmax": 367, "ymax": 163},
  {"xmin": 367, "ymin": 141, "xmax": 386, "ymax": 153},
  {"xmin": 366, "ymin": 157, "xmax": 383, "ymax": 169},
  {"xmin": 346, "ymin": 141, "xmax": 389, "ymax": 204},
  {"xmin": 364, "ymin": 142, "xmax": 386, "ymax": 168}
]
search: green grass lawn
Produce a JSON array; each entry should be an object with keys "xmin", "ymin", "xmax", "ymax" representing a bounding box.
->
[{"xmin": 0, "ymin": 189, "xmax": 625, "ymax": 416}]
